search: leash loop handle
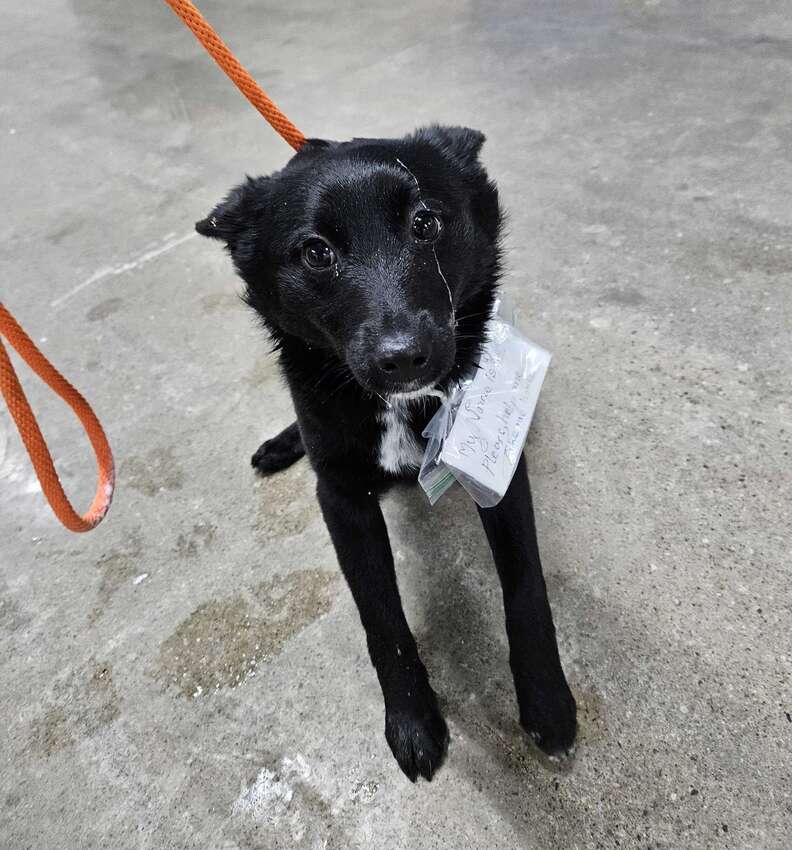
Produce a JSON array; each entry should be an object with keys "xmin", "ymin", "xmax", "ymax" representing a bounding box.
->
[
  {"xmin": 2, "ymin": 3, "xmax": 302, "ymax": 532},
  {"xmin": 0, "ymin": 304, "xmax": 114, "ymax": 532}
]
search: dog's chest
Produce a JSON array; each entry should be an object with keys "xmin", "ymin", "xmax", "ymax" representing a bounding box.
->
[{"xmin": 377, "ymin": 403, "xmax": 424, "ymax": 475}]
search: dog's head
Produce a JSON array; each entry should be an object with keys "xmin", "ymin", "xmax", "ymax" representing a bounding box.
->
[{"xmin": 197, "ymin": 125, "xmax": 502, "ymax": 395}]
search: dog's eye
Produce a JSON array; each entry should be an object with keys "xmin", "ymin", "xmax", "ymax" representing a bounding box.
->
[
  {"xmin": 302, "ymin": 238, "xmax": 335, "ymax": 270},
  {"xmin": 412, "ymin": 209, "xmax": 442, "ymax": 242}
]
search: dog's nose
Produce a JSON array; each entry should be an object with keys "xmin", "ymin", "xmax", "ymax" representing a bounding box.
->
[{"xmin": 376, "ymin": 334, "xmax": 430, "ymax": 382}]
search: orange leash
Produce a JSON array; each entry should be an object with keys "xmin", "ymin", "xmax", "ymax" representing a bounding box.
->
[
  {"xmin": 0, "ymin": 305, "xmax": 114, "ymax": 532},
  {"xmin": 163, "ymin": 0, "xmax": 307, "ymax": 151},
  {"xmin": 2, "ymin": 1, "xmax": 305, "ymax": 532}
]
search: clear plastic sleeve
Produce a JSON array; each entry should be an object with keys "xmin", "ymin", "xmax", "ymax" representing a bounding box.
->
[{"xmin": 419, "ymin": 309, "xmax": 551, "ymax": 508}]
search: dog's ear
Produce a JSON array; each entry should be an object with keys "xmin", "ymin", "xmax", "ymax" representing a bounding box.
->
[
  {"xmin": 417, "ymin": 125, "xmax": 486, "ymax": 168},
  {"xmin": 195, "ymin": 176, "xmax": 268, "ymax": 245}
]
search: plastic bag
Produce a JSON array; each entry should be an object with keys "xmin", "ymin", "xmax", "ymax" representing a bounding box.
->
[{"xmin": 419, "ymin": 303, "xmax": 551, "ymax": 508}]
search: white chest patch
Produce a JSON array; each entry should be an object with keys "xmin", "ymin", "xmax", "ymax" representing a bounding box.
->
[{"xmin": 377, "ymin": 402, "xmax": 425, "ymax": 475}]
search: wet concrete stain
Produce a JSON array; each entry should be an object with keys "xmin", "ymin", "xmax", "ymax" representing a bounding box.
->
[
  {"xmin": 244, "ymin": 357, "xmax": 280, "ymax": 389},
  {"xmin": 123, "ymin": 445, "xmax": 184, "ymax": 497},
  {"xmin": 0, "ymin": 586, "xmax": 30, "ymax": 634},
  {"xmin": 90, "ymin": 536, "xmax": 144, "ymax": 624},
  {"xmin": 86, "ymin": 296, "xmax": 124, "ymax": 322},
  {"xmin": 156, "ymin": 569, "xmax": 337, "ymax": 698},
  {"xmin": 601, "ymin": 286, "xmax": 647, "ymax": 307},
  {"xmin": 3, "ymin": 790, "xmax": 22, "ymax": 811},
  {"xmin": 200, "ymin": 291, "xmax": 241, "ymax": 314},
  {"xmin": 29, "ymin": 707, "xmax": 73, "ymax": 756},
  {"xmin": 174, "ymin": 521, "xmax": 216, "ymax": 558},
  {"xmin": 45, "ymin": 217, "xmax": 83, "ymax": 245},
  {"xmin": 574, "ymin": 684, "xmax": 606, "ymax": 746},
  {"xmin": 254, "ymin": 460, "xmax": 316, "ymax": 543},
  {"xmin": 28, "ymin": 661, "xmax": 120, "ymax": 757}
]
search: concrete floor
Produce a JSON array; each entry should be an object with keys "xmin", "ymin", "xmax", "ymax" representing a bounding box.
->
[{"xmin": 1, "ymin": 1, "xmax": 790, "ymax": 847}]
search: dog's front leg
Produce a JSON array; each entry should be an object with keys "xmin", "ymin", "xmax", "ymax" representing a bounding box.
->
[
  {"xmin": 316, "ymin": 473, "xmax": 448, "ymax": 781},
  {"xmin": 477, "ymin": 454, "xmax": 577, "ymax": 756}
]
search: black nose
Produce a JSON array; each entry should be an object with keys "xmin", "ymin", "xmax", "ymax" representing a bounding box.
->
[{"xmin": 376, "ymin": 334, "xmax": 430, "ymax": 382}]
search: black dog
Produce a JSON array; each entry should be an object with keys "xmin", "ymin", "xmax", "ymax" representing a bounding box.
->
[{"xmin": 197, "ymin": 126, "xmax": 576, "ymax": 781}]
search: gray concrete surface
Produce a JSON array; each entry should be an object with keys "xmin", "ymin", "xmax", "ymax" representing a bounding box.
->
[{"xmin": 1, "ymin": 1, "xmax": 790, "ymax": 847}]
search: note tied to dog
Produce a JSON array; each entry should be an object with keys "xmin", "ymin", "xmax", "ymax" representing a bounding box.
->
[{"xmin": 435, "ymin": 317, "xmax": 551, "ymax": 507}]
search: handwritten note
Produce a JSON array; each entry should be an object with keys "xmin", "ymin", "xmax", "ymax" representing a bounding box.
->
[{"xmin": 438, "ymin": 318, "xmax": 551, "ymax": 506}]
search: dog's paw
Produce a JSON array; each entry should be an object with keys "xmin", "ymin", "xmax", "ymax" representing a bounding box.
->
[
  {"xmin": 251, "ymin": 434, "xmax": 304, "ymax": 475},
  {"xmin": 385, "ymin": 705, "xmax": 449, "ymax": 782},
  {"xmin": 519, "ymin": 683, "xmax": 578, "ymax": 759}
]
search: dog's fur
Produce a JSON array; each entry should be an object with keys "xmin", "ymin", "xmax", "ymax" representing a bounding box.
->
[{"xmin": 197, "ymin": 126, "xmax": 577, "ymax": 781}]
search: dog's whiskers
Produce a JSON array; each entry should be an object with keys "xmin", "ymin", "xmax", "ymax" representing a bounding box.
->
[
  {"xmin": 455, "ymin": 309, "xmax": 491, "ymax": 323},
  {"xmin": 310, "ymin": 358, "xmax": 356, "ymax": 399},
  {"xmin": 322, "ymin": 373, "xmax": 357, "ymax": 403}
]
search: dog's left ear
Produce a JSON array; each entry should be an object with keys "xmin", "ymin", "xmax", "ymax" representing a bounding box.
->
[
  {"xmin": 195, "ymin": 176, "xmax": 268, "ymax": 246},
  {"xmin": 417, "ymin": 125, "xmax": 486, "ymax": 168}
]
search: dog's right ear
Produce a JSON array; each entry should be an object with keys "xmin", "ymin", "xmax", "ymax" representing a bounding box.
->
[
  {"xmin": 195, "ymin": 177, "xmax": 268, "ymax": 246},
  {"xmin": 414, "ymin": 125, "xmax": 486, "ymax": 169}
]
